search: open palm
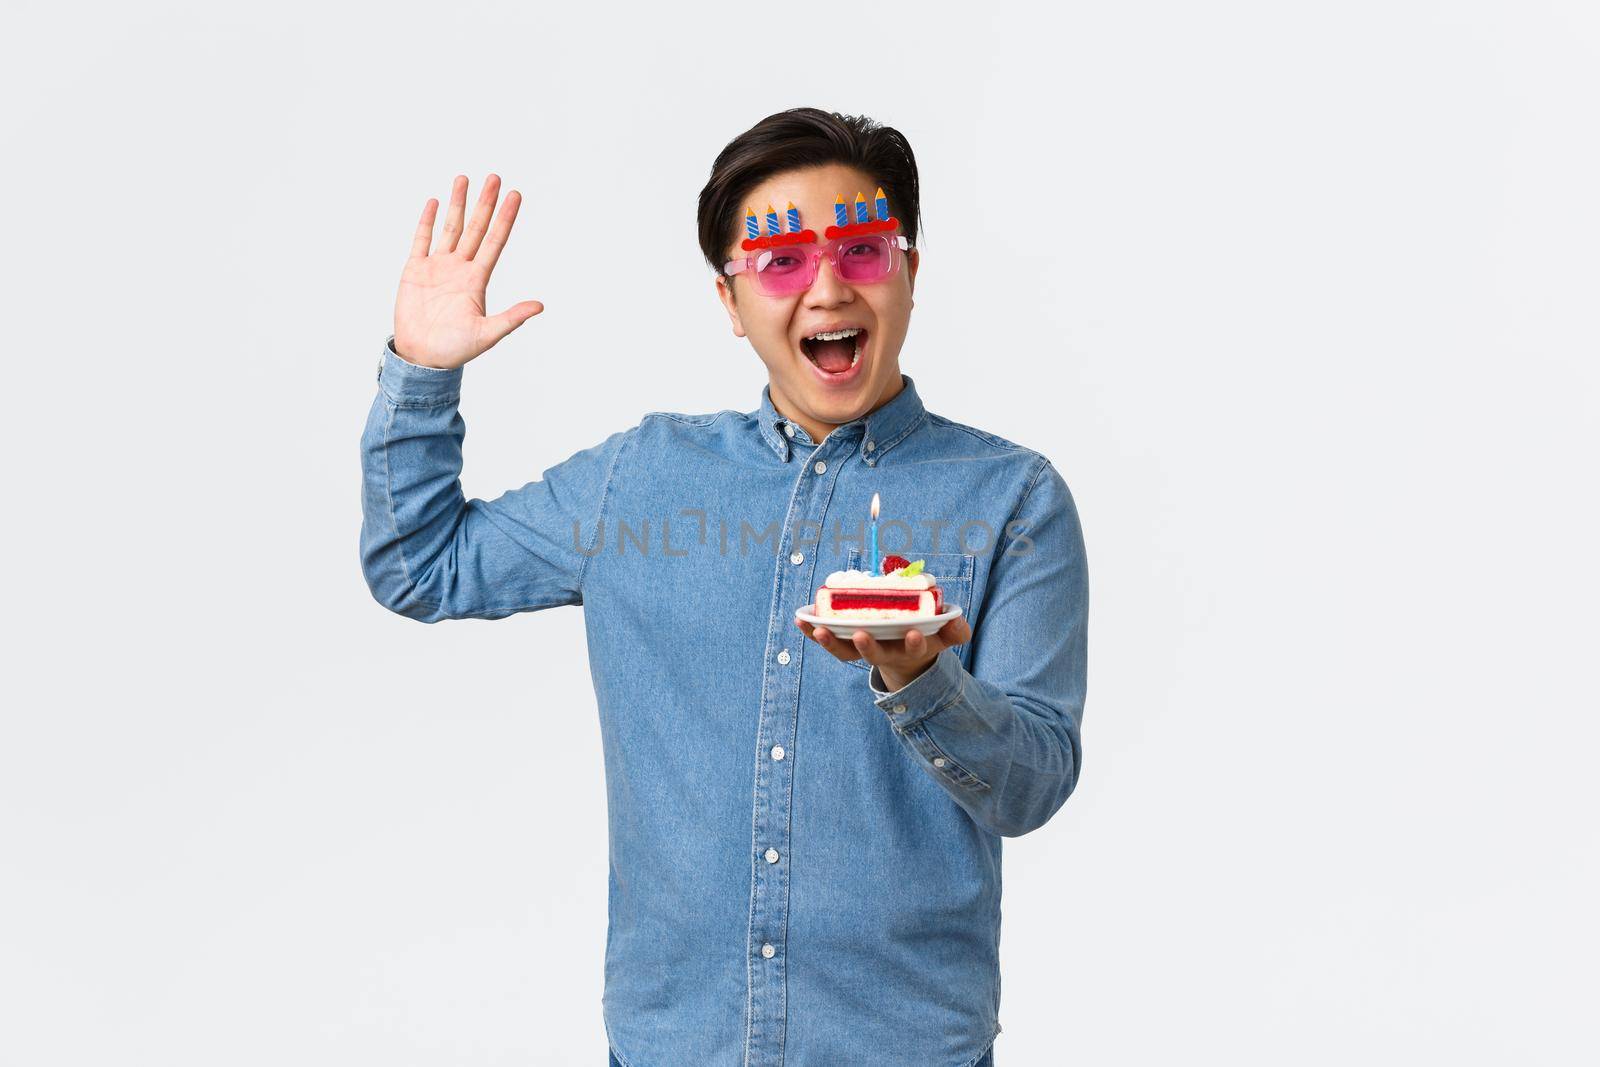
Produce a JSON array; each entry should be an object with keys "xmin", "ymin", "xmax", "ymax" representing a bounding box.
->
[{"xmin": 393, "ymin": 173, "xmax": 543, "ymax": 370}]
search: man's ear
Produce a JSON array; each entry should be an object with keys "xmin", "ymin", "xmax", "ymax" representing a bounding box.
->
[
  {"xmin": 715, "ymin": 274, "xmax": 747, "ymax": 338},
  {"xmin": 907, "ymin": 247, "xmax": 919, "ymax": 303}
]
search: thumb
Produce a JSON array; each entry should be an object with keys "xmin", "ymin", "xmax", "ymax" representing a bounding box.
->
[
  {"xmin": 939, "ymin": 615, "xmax": 973, "ymax": 645},
  {"xmin": 481, "ymin": 299, "xmax": 545, "ymax": 347}
]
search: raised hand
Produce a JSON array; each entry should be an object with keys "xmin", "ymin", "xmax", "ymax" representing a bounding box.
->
[{"xmin": 393, "ymin": 173, "xmax": 544, "ymax": 370}]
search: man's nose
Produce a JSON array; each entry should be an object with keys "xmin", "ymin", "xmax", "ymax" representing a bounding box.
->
[{"xmin": 804, "ymin": 254, "xmax": 852, "ymax": 305}]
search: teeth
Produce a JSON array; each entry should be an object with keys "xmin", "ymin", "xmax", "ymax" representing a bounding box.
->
[{"xmin": 807, "ymin": 327, "xmax": 862, "ymax": 342}]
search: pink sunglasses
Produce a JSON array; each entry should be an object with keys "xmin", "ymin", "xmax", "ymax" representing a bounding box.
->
[{"xmin": 724, "ymin": 234, "xmax": 913, "ymax": 296}]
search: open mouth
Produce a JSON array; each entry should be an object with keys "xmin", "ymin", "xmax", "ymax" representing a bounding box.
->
[{"xmin": 800, "ymin": 327, "xmax": 867, "ymax": 378}]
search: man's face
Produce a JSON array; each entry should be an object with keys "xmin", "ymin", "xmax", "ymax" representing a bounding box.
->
[{"xmin": 715, "ymin": 163, "xmax": 919, "ymax": 435}]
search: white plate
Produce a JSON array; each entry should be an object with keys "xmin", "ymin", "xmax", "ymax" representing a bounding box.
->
[{"xmin": 794, "ymin": 603, "xmax": 962, "ymax": 640}]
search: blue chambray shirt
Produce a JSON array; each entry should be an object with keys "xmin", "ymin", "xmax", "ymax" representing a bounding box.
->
[{"xmin": 359, "ymin": 337, "xmax": 1088, "ymax": 1067}]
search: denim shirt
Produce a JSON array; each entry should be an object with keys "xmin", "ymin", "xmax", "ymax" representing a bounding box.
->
[{"xmin": 359, "ymin": 337, "xmax": 1088, "ymax": 1067}]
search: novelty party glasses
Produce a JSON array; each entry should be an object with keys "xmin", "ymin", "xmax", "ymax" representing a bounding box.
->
[{"xmin": 724, "ymin": 234, "xmax": 913, "ymax": 297}]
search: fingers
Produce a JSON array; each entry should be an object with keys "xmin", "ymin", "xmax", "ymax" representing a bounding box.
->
[
  {"xmin": 897, "ymin": 618, "xmax": 968, "ymax": 661},
  {"xmin": 940, "ymin": 616, "xmax": 973, "ymax": 645},
  {"xmin": 473, "ymin": 187, "xmax": 522, "ymax": 274},
  {"xmin": 850, "ymin": 631, "xmax": 884, "ymax": 662},
  {"xmin": 794, "ymin": 618, "xmax": 862, "ymax": 662},
  {"xmin": 457, "ymin": 173, "xmax": 503, "ymax": 260},
  {"xmin": 794, "ymin": 618, "xmax": 962, "ymax": 674},
  {"xmin": 851, "ymin": 625, "xmax": 950, "ymax": 673},
  {"xmin": 439, "ymin": 175, "xmax": 469, "ymax": 254},
  {"xmin": 410, "ymin": 198, "xmax": 439, "ymax": 259},
  {"xmin": 480, "ymin": 300, "xmax": 545, "ymax": 349}
]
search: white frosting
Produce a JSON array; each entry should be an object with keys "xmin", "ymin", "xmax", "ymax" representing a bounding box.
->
[{"xmin": 823, "ymin": 568, "xmax": 936, "ymax": 590}]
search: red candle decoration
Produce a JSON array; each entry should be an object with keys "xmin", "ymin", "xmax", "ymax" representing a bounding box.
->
[
  {"xmin": 824, "ymin": 189, "xmax": 898, "ymax": 240},
  {"xmin": 740, "ymin": 198, "xmax": 816, "ymax": 251}
]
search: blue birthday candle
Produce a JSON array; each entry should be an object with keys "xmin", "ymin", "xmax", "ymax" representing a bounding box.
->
[
  {"xmin": 745, "ymin": 208, "xmax": 760, "ymax": 241},
  {"xmin": 854, "ymin": 192, "xmax": 869, "ymax": 224},
  {"xmin": 786, "ymin": 201, "xmax": 801, "ymax": 233},
  {"xmin": 869, "ymin": 493, "xmax": 880, "ymax": 574},
  {"xmin": 766, "ymin": 204, "xmax": 781, "ymax": 237},
  {"xmin": 834, "ymin": 194, "xmax": 848, "ymax": 227},
  {"xmin": 874, "ymin": 186, "xmax": 889, "ymax": 221}
]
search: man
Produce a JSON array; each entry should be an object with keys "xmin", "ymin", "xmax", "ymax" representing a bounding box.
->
[{"xmin": 360, "ymin": 107, "xmax": 1088, "ymax": 1067}]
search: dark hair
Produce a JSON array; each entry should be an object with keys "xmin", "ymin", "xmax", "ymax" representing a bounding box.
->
[{"xmin": 696, "ymin": 107, "xmax": 922, "ymax": 276}]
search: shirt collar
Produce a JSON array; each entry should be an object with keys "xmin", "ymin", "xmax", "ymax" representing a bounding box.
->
[{"xmin": 754, "ymin": 373, "xmax": 927, "ymax": 466}]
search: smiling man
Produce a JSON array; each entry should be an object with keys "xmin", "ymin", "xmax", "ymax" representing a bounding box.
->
[
  {"xmin": 359, "ymin": 107, "xmax": 1089, "ymax": 1067},
  {"xmin": 711, "ymin": 161, "xmax": 915, "ymax": 448}
]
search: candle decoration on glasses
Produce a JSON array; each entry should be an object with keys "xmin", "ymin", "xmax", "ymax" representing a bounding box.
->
[
  {"xmin": 825, "ymin": 187, "xmax": 900, "ymax": 239},
  {"xmin": 740, "ymin": 197, "xmax": 817, "ymax": 251}
]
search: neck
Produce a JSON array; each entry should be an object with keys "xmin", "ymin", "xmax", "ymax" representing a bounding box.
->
[{"xmin": 771, "ymin": 373, "xmax": 905, "ymax": 445}]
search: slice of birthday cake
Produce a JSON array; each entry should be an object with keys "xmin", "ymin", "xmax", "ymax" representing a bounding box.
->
[{"xmin": 814, "ymin": 556, "xmax": 944, "ymax": 620}]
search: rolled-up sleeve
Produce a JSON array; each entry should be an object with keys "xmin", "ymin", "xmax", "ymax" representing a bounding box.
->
[
  {"xmin": 868, "ymin": 457, "xmax": 1088, "ymax": 837},
  {"xmin": 359, "ymin": 335, "xmax": 633, "ymax": 622}
]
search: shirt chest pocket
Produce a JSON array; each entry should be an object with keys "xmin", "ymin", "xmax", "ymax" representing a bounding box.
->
[{"xmin": 840, "ymin": 549, "xmax": 975, "ymax": 671}]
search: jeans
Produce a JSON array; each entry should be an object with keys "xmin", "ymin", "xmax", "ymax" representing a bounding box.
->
[{"xmin": 608, "ymin": 1048, "xmax": 995, "ymax": 1066}]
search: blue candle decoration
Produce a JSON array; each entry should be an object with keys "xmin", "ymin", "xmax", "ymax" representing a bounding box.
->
[
  {"xmin": 834, "ymin": 194, "xmax": 849, "ymax": 227},
  {"xmin": 745, "ymin": 207, "xmax": 760, "ymax": 241},
  {"xmin": 869, "ymin": 493, "xmax": 880, "ymax": 574},
  {"xmin": 874, "ymin": 186, "xmax": 889, "ymax": 221},
  {"xmin": 766, "ymin": 204, "xmax": 781, "ymax": 237},
  {"xmin": 854, "ymin": 192, "xmax": 869, "ymax": 224},
  {"xmin": 786, "ymin": 201, "xmax": 801, "ymax": 233}
]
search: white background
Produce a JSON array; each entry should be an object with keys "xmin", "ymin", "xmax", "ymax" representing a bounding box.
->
[{"xmin": 4, "ymin": 1, "xmax": 1597, "ymax": 1064}]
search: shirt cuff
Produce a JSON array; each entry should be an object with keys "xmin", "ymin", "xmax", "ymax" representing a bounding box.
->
[
  {"xmin": 376, "ymin": 335, "xmax": 463, "ymax": 408},
  {"xmin": 868, "ymin": 646, "xmax": 965, "ymax": 732}
]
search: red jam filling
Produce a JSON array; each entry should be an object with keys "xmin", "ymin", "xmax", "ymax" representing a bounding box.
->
[{"xmin": 827, "ymin": 588, "xmax": 942, "ymax": 612}]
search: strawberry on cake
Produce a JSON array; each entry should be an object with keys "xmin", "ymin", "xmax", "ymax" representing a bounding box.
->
[{"xmin": 814, "ymin": 555, "xmax": 943, "ymax": 620}]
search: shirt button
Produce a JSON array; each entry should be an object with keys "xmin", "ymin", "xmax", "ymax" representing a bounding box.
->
[
  {"xmin": 783, "ymin": 423, "xmax": 795, "ymax": 438},
  {"xmin": 761, "ymin": 943, "xmax": 776, "ymax": 959},
  {"xmin": 777, "ymin": 649, "xmax": 791, "ymax": 665},
  {"xmin": 865, "ymin": 440, "xmax": 875, "ymax": 452},
  {"xmin": 790, "ymin": 551, "xmax": 804, "ymax": 565},
  {"xmin": 933, "ymin": 757, "xmax": 948, "ymax": 768},
  {"xmin": 765, "ymin": 848, "xmax": 780, "ymax": 863},
  {"xmin": 813, "ymin": 459, "xmax": 827, "ymax": 474},
  {"xmin": 893, "ymin": 703, "xmax": 907, "ymax": 713},
  {"xmin": 771, "ymin": 745, "xmax": 785, "ymax": 760}
]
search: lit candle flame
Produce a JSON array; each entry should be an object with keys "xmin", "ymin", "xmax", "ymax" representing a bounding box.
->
[{"xmin": 870, "ymin": 492, "xmax": 879, "ymax": 519}]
